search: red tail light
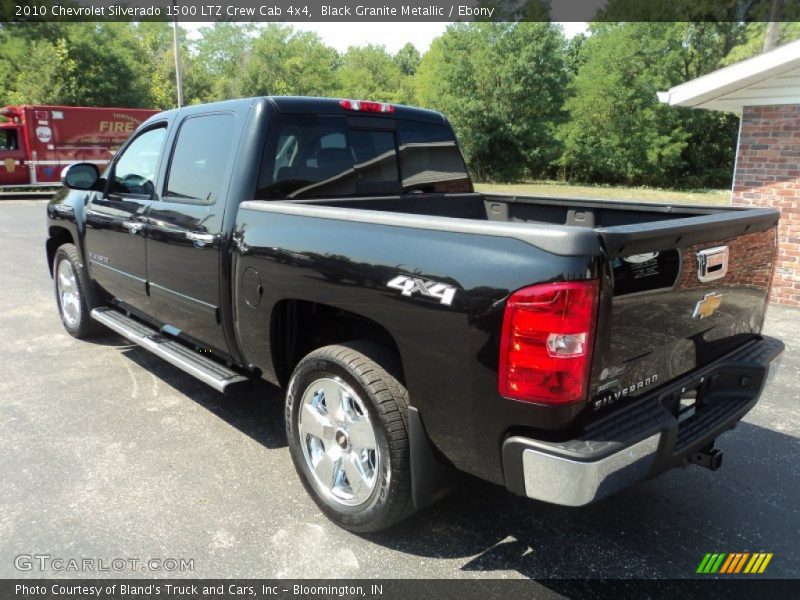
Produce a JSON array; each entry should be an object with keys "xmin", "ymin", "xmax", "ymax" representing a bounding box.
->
[
  {"xmin": 339, "ymin": 99, "xmax": 395, "ymax": 113},
  {"xmin": 499, "ymin": 280, "xmax": 599, "ymax": 405}
]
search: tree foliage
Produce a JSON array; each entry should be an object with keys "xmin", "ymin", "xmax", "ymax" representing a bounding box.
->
[
  {"xmin": 416, "ymin": 22, "xmax": 567, "ymax": 181},
  {"xmin": 558, "ymin": 22, "xmax": 744, "ymax": 187},
  {"xmin": 0, "ymin": 20, "xmax": 797, "ymax": 188},
  {"xmin": 0, "ymin": 23, "xmax": 151, "ymax": 107},
  {"xmin": 335, "ymin": 45, "xmax": 408, "ymax": 103},
  {"xmin": 193, "ymin": 22, "xmax": 256, "ymax": 101},
  {"xmin": 722, "ymin": 21, "xmax": 800, "ymax": 65},
  {"xmin": 238, "ymin": 25, "xmax": 338, "ymax": 97}
]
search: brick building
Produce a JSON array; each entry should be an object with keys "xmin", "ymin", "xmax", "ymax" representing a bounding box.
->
[{"xmin": 659, "ymin": 39, "xmax": 800, "ymax": 306}]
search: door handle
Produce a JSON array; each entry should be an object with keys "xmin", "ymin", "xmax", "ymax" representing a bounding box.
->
[
  {"xmin": 186, "ymin": 231, "xmax": 217, "ymax": 247},
  {"xmin": 122, "ymin": 220, "xmax": 144, "ymax": 234}
]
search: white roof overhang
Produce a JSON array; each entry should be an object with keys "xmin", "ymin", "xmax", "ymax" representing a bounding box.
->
[{"xmin": 658, "ymin": 39, "xmax": 800, "ymax": 112}]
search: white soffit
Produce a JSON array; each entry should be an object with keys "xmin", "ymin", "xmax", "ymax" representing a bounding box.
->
[{"xmin": 657, "ymin": 39, "xmax": 800, "ymax": 112}]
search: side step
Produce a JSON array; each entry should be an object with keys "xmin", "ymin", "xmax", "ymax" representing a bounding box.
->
[{"xmin": 91, "ymin": 307, "xmax": 250, "ymax": 393}]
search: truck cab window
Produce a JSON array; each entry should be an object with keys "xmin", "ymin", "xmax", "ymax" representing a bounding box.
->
[
  {"xmin": 110, "ymin": 126, "xmax": 166, "ymax": 197},
  {"xmin": 257, "ymin": 115, "xmax": 399, "ymax": 199},
  {"xmin": 0, "ymin": 129, "xmax": 18, "ymax": 151},
  {"xmin": 165, "ymin": 113, "xmax": 236, "ymax": 205}
]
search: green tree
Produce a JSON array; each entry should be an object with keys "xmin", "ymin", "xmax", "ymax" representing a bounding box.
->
[
  {"xmin": 193, "ymin": 22, "xmax": 257, "ymax": 101},
  {"xmin": 564, "ymin": 32, "xmax": 587, "ymax": 77},
  {"xmin": 416, "ymin": 22, "xmax": 567, "ymax": 181},
  {"xmin": 394, "ymin": 42, "xmax": 421, "ymax": 76},
  {"xmin": 1, "ymin": 36, "xmax": 62, "ymax": 105},
  {"xmin": 0, "ymin": 23, "xmax": 152, "ymax": 107},
  {"xmin": 134, "ymin": 22, "xmax": 214, "ymax": 109},
  {"xmin": 336, "ymin": 45, "xmax": 406, "ymax": 103},
  {"xmin": 239, "ymin": 25, "xmax": 338, "ymax": 97},
  {"xmin": 722, "ymin": 21, "xmax": 800, "ymax": 65},
  {"xmin": 133, "ymin": 22, "xmax": 179, "ymax": 109},
  {"xmin": 559, "ymin": 22, "xmax": 742, "ymax": 187},
  {"xmin": 393, "ymin": 42, "xmax": 421, "ymax": 104}
]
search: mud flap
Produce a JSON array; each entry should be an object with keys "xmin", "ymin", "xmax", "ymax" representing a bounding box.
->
[{"xmin": 408, "ymin": 406, "xmax": 456, "ymax": 509}]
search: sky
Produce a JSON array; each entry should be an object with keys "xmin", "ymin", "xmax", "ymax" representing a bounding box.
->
[{"xmin": 183, "ymin": 22, "xmax": 589, "ymax": 53}]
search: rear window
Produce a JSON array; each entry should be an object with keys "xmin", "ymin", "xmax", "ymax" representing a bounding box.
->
[{"xmin": 257, "ymin": 115, "xmax": 471, "ymax": 199}]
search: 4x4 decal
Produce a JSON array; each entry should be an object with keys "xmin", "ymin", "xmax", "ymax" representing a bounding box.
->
[{"xmin": 386, "ymin": 275, "xmax": 456, "ymax": 306}]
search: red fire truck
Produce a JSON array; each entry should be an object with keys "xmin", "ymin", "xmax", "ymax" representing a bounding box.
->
[{"xmin": 0, "ymin": 105, "xmax": 158, "ymax": 187}]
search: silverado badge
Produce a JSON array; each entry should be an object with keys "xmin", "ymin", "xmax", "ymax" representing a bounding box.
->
[{"xmin": 692, "ymin": 292, "xmax": 723, "ymax": 319}]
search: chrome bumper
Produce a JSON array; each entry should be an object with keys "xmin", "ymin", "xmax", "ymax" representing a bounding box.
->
[
  {"xmin": 501, "ymin": 335, "xmax": 784, "ymax": 507},
  {"xmin": 509, "ymin": 433, "xmax": 661, "ymax": 507}
]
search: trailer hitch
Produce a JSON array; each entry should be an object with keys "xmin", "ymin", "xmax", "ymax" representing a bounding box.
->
[{"xmin": 688, "ymin": 444, "xmax": 723, "ymax": 471}]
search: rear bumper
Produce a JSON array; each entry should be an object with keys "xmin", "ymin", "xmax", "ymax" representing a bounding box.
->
[{"xmin": 502, "ymin": 335, "xmax": 784, "ymax": 506}]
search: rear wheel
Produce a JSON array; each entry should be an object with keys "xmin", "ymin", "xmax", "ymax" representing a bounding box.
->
[
  {"xmin": 53, "ymin": 244, "xmax": 102, "ymax": 339},
  {"xmin": 286, "ymin": 342, "xmax": 414, "ymax": 532}
]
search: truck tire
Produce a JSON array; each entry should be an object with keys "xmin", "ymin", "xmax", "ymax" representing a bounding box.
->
[
  {"xmin": 286, "ymin": 342, "xmax": 415, "ymax": 532},
  {"xmin": 53, "ymin": 244, "xmax": 102, "ymax": 339}
]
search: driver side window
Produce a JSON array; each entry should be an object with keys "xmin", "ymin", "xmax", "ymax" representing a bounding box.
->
[
  {"xmin": 0, "ymin": 129, "xmax": 19, "ymax": 151},
  {"xmin": 110, "ymin": 126, "xmax": 166, "ymax": 196}
]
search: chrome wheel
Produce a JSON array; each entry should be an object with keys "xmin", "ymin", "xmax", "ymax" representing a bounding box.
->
[
  {"xmin": 56, "ymin": 258, "xmax": 81, "ymax": 327},
  {"xmin": 298, "ymin": 377, "xmax": 380, "ymax": 507}
]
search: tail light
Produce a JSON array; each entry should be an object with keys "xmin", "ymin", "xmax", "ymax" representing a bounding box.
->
[
  {"xmin": 339, "ymin": 99, "xmax": 395, "ymax": 113},
  {"xmin": 499, "ymin": 280, "xmax": 599, "ymax": 405}
]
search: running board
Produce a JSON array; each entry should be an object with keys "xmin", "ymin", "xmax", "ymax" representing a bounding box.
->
[{"xmin": 91, "ymin": 307, "xmax": 250, "ymax": 393}]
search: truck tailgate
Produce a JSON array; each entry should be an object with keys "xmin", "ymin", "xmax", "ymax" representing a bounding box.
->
[{"xmin": 589, "ymin": 208, "xmax": 779, "ymax": 412}]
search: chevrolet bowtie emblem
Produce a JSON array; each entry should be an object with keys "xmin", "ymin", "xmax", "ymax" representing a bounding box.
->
[{"xmin": 692, "ymin": 292, "xmax": 723, "ymax": 319}]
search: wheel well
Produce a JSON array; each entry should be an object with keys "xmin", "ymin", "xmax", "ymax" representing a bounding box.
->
[
  {"xmin": 271, "ymin": 299, "xmax": 404, "ymax": 387},
  {"xmin": 46, "ymin": 227, "xmax": 75, "ymax": 276}
]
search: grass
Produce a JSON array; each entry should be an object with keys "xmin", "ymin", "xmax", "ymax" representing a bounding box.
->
[{"xmin": 474, "ymin": 180, "xmax": 731, "ymax": 205}]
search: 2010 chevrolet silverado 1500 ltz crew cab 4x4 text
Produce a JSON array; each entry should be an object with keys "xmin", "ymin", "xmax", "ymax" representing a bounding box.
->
[{"xmin": 47, "ymin": 97, "xmax": 784, "ymax": 532}]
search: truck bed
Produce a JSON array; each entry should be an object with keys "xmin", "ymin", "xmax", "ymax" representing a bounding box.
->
[
  {"xmin": 266, "ymin": 192, "xmax": 779, "ymax": 259},
  {"xmin": 293, "ymin": 192, "xmax": 728, "ymax": 227},
  {"xmin": 239, "ymin": 192, "xmax": 778, "ymax": 408}
]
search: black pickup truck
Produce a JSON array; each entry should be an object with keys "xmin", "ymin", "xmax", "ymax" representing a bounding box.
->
[{"xmin": 47, "ymin": 96, "xmax": 784, "ymax": 532}]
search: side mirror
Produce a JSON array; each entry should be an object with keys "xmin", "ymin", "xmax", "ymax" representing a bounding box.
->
[{"xmin": 61, "ymin": 162, "xmax": 100, "ymax": 191}]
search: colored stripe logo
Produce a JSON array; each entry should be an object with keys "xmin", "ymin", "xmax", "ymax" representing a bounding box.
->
[{"xmin": 697, "ymin": 553, "xmax": 773, "ymax": 574}]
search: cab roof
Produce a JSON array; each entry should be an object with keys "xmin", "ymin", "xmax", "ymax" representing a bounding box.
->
[{"xmin": 143, "ymin": 96, "xmax": 448, "ymax": 128}]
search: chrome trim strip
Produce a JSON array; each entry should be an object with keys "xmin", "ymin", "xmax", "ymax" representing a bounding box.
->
[
  {"xmin": 148, "ymin": 282, "xmax": 218, "ymax": 312},
  {"xmin": 90, "ymin": 308, "xmax": 246, "ymax": 393},
  {"xmin": 29, "ymin": 159, "xmax": 107, "ymax": 166},
  {"xmin": 514, "ymin": 433, "xmax": 661, "ymax": 507},
  {"xmin": 88, "ymin": 259, "xmax": 146, "ymax": 283}
]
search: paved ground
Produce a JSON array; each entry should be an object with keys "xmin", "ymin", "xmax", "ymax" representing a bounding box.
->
[{"xmin": 0, "ymin": 199, "xmax": 798, "ymax": 580}]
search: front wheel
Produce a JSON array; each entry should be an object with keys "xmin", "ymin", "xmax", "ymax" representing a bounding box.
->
[
  {"xmin": 286, "ymin": 342, "xmax": 415, "ymax": 532},
  {"xmin": 53, "ymin": 244, "xmax": 102, "ymax": 339}
]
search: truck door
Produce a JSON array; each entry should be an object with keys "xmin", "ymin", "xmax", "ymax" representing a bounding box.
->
[
  {"xmin": 84, "ymin": 124, "xmax": 167, "ymax": 314},
  {"xmin": 145, "ymin": 112, "xmax": 238, "ymax": 354}
]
